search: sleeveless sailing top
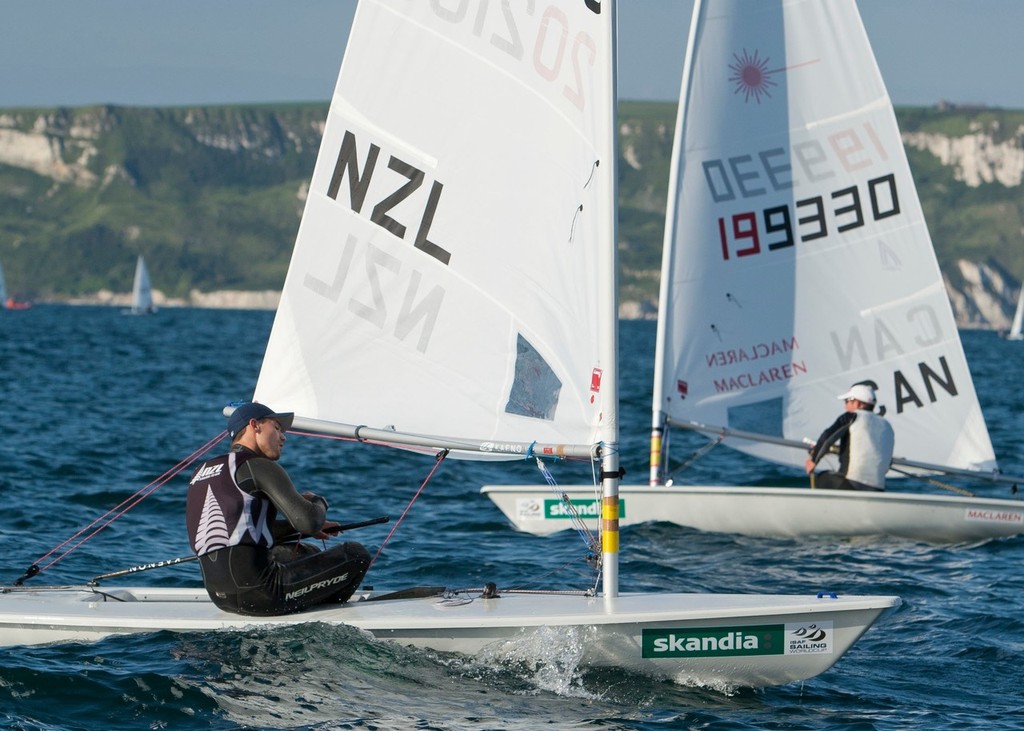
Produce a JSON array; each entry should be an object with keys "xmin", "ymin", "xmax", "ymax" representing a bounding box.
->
[
  {"xmin": 844, "ymin": 410, "xmax": 895, "ymax": 488},
  {"xmin": 185, "ymin": 450, "xmax": 274, "ymax": 556}
]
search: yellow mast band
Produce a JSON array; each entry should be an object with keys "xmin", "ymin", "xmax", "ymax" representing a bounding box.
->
[{"xmin": 602, "ymin": 495, "xmax": 619, "ymax": 553}]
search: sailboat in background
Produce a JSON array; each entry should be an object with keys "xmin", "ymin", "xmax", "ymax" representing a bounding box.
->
[
  {"xmin": 1005, "ymin": 287, "xmax": 1024, "ymax": 340},
  {"xmin": 129, "ymin": 255, "xmax": 155, "ymax": 314},
  {"xmin": 0, "ymin": 1, "xmax": 898, "ymax": 687},
  {"xmin": 0, "ymin": 260, "xmax": 31, "ymax": 310},
  {"xmin": 483, "ymin": 0, "xmax": 1024, "ymax": 543}
]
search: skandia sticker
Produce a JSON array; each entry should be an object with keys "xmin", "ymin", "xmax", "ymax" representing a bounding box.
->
[
  {"xmin": 544, "ymin": 498, "xmax": 625, "ymax": 519},
  {"xmin": 642, "ymin": 621, "xmax": 832, "ymax": 658}
]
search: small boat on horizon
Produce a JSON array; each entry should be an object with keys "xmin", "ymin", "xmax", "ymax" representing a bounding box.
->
[
  {"xmin": 1002, "ymin": 286, "xmax": 1023, "ymax": 340},
  {"xmin": 128, "ymin": 255, "xmax": 156, "ymax": 315},
  {"xmin": 0, "ymin": 261, "xmax": 31, "ymax": 311}
]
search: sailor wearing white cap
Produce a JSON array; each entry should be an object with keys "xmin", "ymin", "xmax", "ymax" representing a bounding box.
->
[{"xmin": 804, "ymin": 381, "xmax": 895, "ymax": 491}]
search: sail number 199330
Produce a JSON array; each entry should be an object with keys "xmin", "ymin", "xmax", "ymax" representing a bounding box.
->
[{"xmin": 717, "ymin": 173, "xmax": 900, "ymax": 260}]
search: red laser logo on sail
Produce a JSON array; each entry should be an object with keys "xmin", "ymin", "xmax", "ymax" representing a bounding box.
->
[
  {"xmin": 729, "ymin": 49, "xmax": 778, "ymax": 103},
  {"xmin": 729, "ymin": 50, "xmax": 821, "ymax": 104}
]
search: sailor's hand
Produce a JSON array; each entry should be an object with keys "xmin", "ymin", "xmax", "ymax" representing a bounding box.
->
[
  {"xmin": 804, "ymin": 458, "xmax": 815, "ymax": 474},
  {"xmin": 302, "ymin": 491, "xmax": 330, "ymax": 510},
  {"xmin": 314, "ymin": 520, "xmax": 342, "ymax": 539}
]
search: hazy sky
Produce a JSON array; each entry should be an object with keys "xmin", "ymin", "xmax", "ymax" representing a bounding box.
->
[{"xmin": 2, "ymin": 0, "xmax": 1022, "ymax": 109}]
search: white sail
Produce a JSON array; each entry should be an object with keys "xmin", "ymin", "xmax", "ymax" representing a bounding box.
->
[
  {"xmin": 131, "ymin": 255, "xmax": 154, "ymax": 314},
  {"xmin": 255, "ymin": 1, "xmax": 614, "ymax": 456},
  {"xmin": 1008, "ymin": 287, "xmax": 1024, "ymax": 340},
  {"xmin": 653, "ymin": 0, "xmax": 996, "ymax": 474}
]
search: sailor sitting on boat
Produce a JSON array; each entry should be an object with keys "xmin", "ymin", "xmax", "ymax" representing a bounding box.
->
[
  {"xmin": 185, "ymin": 402, "xmax": 370, "ymax": 616},
  {"xmin": 804, "ymin": 382, "xmax": 894, "ymax": 491}
]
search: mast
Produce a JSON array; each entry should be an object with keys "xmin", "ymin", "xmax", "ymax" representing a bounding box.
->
[
  {"xmin": 600, "ymin": 0, "xmax": 621, "ymax": 600},
  {"xmin": 649, "ymin": 0, "xmax": 704, "ymax": 485}
]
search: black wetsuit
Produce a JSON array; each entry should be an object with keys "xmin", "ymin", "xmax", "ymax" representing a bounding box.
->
[{"xmin": 185, "ymin": 445, "xmax": 370, "ymax": 616}]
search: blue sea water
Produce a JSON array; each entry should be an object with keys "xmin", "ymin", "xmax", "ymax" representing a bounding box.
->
[{"xmin": 1, "ymin": 305, "xmax": 1022, "ymax": 730}]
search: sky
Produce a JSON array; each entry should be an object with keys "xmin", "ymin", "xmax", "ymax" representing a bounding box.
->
[{"xmin": 1, "ymin": 0, "xmax": 1023, "ymax": 110}]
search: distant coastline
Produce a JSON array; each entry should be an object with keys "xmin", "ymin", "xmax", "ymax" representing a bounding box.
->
[
  {"xmin": 45, "ymin": 272, "xmax": 1020, "ymax": 329},
  {"xmin": 56, "ymin": 288, "xmax": 661, "ymax": 319},
  {"xmin": 60, "ymin": 289, "xmax": 282, "ymax": 311}
]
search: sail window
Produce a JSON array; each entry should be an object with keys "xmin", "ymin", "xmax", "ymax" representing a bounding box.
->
[
  {"xmin": 506, "ymin": 335, "xmax": 561, "ymax": 421},
  {"xmin": 728, "ymin": 397, "xmax": 783, "ymax": 437}
]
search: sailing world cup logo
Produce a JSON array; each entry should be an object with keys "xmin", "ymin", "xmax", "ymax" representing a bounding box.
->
[{"xmin": 785, "ymin": 621, "xmax": 833, "ymax": 654}]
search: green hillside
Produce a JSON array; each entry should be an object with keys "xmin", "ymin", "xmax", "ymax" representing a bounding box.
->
[{"xmin": 0, "ymin": 102, "xmax": 1021, "ymax": 302}]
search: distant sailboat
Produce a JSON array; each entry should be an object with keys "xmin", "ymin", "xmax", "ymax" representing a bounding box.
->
[
  {"xmin": 483, "ymin": 0, "xmax": 1024, "ymax": 544},
  {"xmin": 1006, "ymin": 287, "xmax": 1024, "ymax": 340},
  {"xmin": 0, "ymin": 261, "xmax": 31, "ymax": 310},
  {"xmin": 129, "ymin": 255, "xmax": 155, "ymax": 314}
]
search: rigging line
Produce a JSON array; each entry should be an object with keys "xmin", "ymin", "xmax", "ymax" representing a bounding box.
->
[
  {"xmin": 36, "ymin": 430, "xmax": 220, "ymax": 569},
  {"xmin": 888, "ymin": 466, "xmax": 976, "ymax": 497},
  {"xmin": 664, "ymin": 434, "xmax": 725, "ymax": 483},
  {"xmin": 535, "ymin": 457, "xmax": 601, "ymax": 556},
  {"xmin": 465, "ymin": 587, "xmax": 595, "ymax": 597},
  {"xmin": 369, "ymin": 449, "xmax": 449, "ymax": 568},
  {"xmin": 33, "ymin": 431, "xmax": 226, "ymax": 574}
]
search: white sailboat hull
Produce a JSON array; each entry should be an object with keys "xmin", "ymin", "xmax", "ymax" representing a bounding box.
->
[
  {"xmin": 483, "ymin": 485, "xmax": 1024, "ymax": 543},
  {"xmin": 0, "ymin": 585, "xmax": 897, "ymax": 688}
]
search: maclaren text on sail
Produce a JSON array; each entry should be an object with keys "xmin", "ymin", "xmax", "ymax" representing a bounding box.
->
[
  {"xmin": 706, "ymin": 336, "xmax": 799, "ymax": 367},
  {"xmin": 706, "ymin": 336, "xmax": 806, "ymax": 393}
]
